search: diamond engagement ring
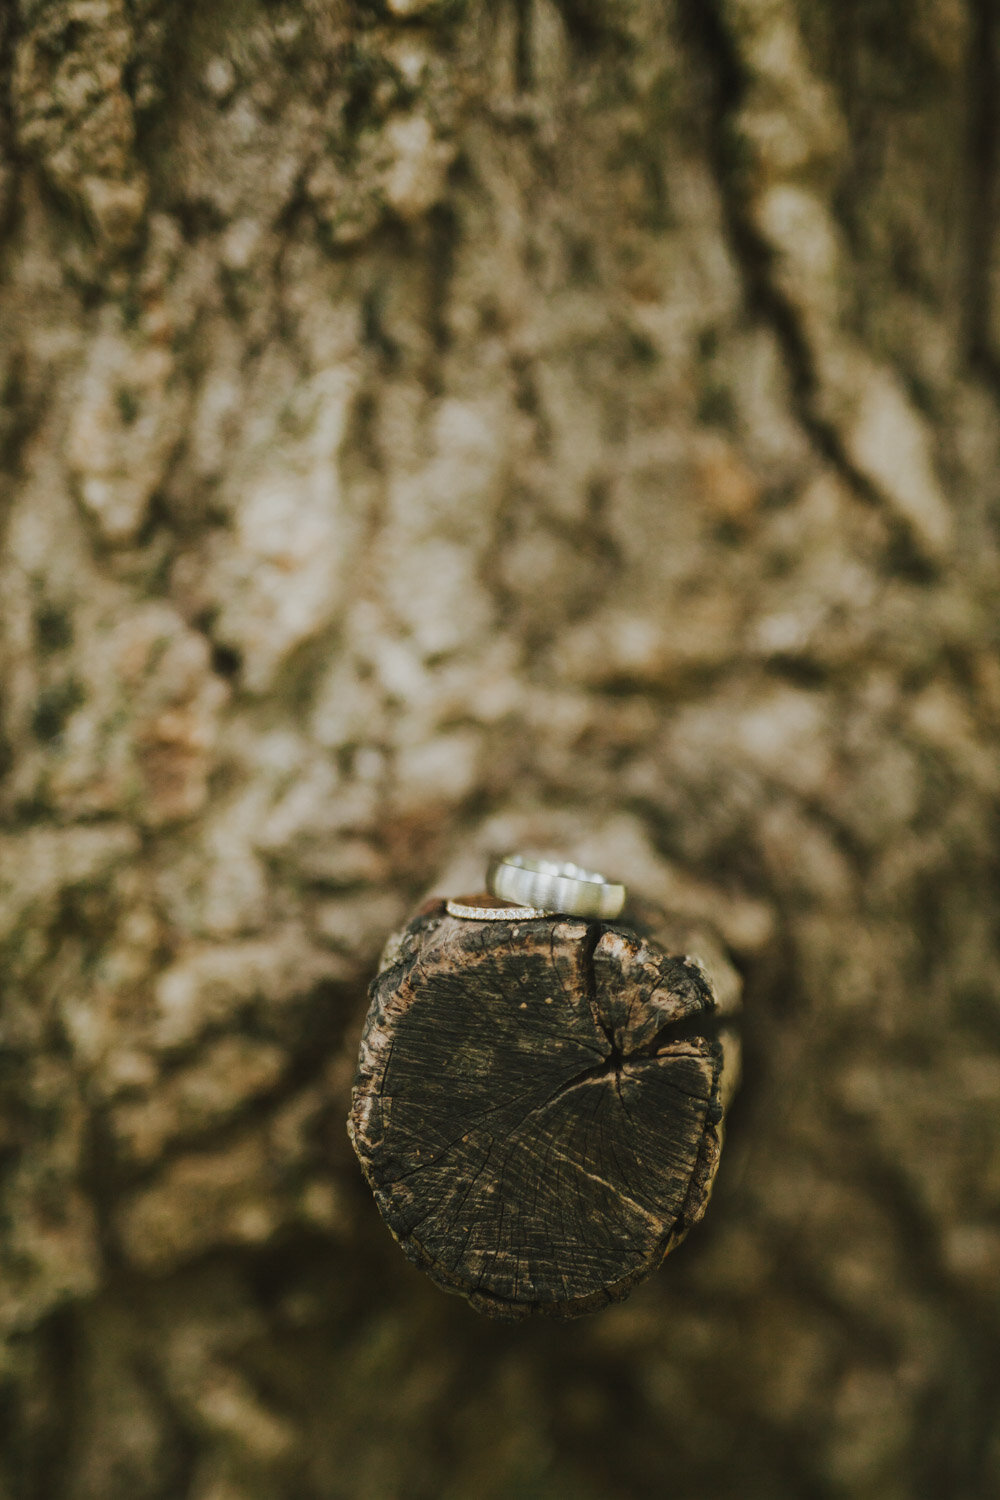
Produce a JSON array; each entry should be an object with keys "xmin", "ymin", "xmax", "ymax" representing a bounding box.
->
[
  {"xmin": 445, "ymin": 898, "xmax": 554, "ymax": 921},
  {"xmin": 486, "ymin": 853, "xmax": 627, "ymax": 920}
]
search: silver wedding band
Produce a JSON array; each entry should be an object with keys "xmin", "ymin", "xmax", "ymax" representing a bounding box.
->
[{"xmin": 487, "ymin": 853, "xmax": 627, "ymax": 920}]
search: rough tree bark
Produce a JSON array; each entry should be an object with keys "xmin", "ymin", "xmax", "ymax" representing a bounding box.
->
[{"xmin": 0, "ymin": 2, "xmax": 998, "ymax": 1498}]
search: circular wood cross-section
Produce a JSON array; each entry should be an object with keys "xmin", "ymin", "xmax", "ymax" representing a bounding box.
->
[{"xmin": 349, "ymin": 899, "xmax": 739, "ymax": 1320}]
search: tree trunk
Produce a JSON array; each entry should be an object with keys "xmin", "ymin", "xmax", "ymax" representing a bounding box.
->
[{"xmin": 1, "ymin": 1, "xmax": 998, "ymax": 1497}]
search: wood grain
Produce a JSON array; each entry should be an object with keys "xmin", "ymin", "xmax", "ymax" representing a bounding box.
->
[{"xmin": 349, "ymin": 899, "xmax": 741, "ymax": 1319}]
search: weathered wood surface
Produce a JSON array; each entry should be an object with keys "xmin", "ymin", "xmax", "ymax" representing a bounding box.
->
[{"xmin": 349, "ymin": 899, "xmax": 741, "ymax": 1318}]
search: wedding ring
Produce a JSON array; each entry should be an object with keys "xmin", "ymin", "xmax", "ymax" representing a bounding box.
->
[
  {"xmin": 487, "ymin": 854, "xmax": 627, "ymax": 920},
  {"xmin": 445, "ymin": 899, "xmax": 554, "ymax": 921}
]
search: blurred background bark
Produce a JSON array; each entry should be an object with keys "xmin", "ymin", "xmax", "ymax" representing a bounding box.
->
[{"xmin": 1, "ymin": 1, "xmax": 999, "ymax": 1496}]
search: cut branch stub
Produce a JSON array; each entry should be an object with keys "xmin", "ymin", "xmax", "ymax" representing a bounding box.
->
[{"xmin": 348, "ymin": 898, "xmax": 741, "ymax": 1320}]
